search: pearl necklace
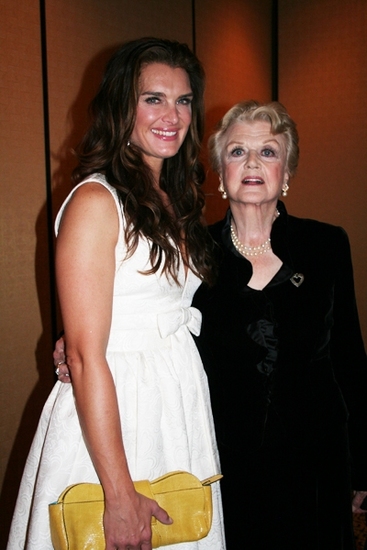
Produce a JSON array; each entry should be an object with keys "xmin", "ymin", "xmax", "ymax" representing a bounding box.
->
[{"xmin": 230, "ymin": 224, "xmax": 272, "ymax": 257}]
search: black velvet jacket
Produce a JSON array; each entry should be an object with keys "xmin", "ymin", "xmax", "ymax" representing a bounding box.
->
[{"xmin": 193, "ymin": 201, "xmax": 367, "ymax": 487}]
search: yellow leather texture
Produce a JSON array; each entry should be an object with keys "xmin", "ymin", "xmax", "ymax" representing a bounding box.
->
[{"xmin": 49, "ymin": 470, "xmax": 222, "ymax": 549}]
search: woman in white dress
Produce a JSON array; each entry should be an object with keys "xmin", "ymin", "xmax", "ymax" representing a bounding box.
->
[{"xmin": 7, "ymin": 37, "xmax": 225, "ymax": 550}]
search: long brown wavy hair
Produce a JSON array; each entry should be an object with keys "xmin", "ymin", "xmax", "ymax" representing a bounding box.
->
[{"xmin": 73, "ymin": 37, "xmax": 215, "ymax": 285}]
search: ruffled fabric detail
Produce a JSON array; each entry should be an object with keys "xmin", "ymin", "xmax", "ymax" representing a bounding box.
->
[{"xmin": 247, "ymin": 317, "xmax": 278, "ymax": 375}]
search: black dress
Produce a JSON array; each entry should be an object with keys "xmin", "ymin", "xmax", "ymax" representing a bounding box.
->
[{"xmin": 193, "ymin": 202, "xmax": 367, "ymax": 549}]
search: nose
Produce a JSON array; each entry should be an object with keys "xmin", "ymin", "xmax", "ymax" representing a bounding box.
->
[
  {"xmin": 162, "ymin": 102, "xmax": 179, "ymax": 125},
  {"xmin": 245, "ymin": 149, "xmax": 259, "ymax": 168}
]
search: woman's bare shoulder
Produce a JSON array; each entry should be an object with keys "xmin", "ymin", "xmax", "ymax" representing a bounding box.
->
[
  {"xmin": 59, "ymin": 181, "xmax": 119, "ymax": 240},
  {"xmin": 70, "ymin": 180, "xmax": 116, "ymax": 205}
]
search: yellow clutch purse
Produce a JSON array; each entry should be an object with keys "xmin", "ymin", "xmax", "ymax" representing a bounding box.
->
[{"xmin": 49, "ymin": 470, "xmax": 222, "ymax": 549}]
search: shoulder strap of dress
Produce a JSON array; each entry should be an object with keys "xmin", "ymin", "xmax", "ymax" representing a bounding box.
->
[{"xmin": 54, "ymin": 173, "xmax": 124, "ymax": 239}]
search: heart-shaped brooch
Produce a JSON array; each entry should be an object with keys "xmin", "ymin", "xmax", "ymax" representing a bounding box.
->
[{"xmin": 290, "ymin": 273, "xmax": 304, "ymax": 288}]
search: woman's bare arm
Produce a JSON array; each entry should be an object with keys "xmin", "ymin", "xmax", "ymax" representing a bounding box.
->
[{"xmin": 56, "ymin": 183, "xmax": 171, "ymax": 550}]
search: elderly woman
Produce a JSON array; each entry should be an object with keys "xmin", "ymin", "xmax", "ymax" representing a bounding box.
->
[{"xmin": 193, "ymin": 100, "xmax": 367, "ymax": 548}]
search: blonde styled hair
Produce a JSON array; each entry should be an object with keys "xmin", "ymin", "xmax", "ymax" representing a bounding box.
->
[{"xmin": 209, "ymin": 100, "xmax": 299, "ymax": 177}]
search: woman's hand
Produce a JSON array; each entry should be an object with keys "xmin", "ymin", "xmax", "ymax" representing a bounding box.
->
[
  {"xmin": 352, "ymin": 490, "xmax": 367, "ymax": 513},
  {"xmin": 53, "ymin": 336, "xmax": 71, "ymax": 383},
  {"xmin": 103, "ymin": 490, "xmax": 172, "ymax": 550}
]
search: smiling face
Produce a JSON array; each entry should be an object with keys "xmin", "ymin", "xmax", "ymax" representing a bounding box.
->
[
  {"xmin": 219, "ymin": 120, "xmax": 290, "ymax": 207},
  {"xmin": 130, "ymin": 62, "xmax": 193, "ymax": 176}
]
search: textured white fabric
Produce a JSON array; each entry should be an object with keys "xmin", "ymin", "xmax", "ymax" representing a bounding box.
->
[{"xmin": 7, "ymin": 174, "xmax": 225, "ymax": 549}]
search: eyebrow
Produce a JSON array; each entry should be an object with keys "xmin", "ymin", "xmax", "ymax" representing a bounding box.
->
[
  {"xmin": 140, "ymin": 91, "xmax": 194, "ymax": 99},
  {"xmin": 225, "ymin": 138, "xmax": 281, "ymax": 147}
]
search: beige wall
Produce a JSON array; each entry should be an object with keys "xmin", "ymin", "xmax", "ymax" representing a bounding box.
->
[
  {"xmin": 0, "ymin": 1, "xmax": 55, "ymax": 544},
  {"xmin": 1, "ymin": 0, "xmax": 366, "ymax": 545}
]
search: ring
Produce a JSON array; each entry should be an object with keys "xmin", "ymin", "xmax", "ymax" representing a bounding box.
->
[{"xmin": 55, "ymin": 361, "xmax": 65, "ymax": 376}]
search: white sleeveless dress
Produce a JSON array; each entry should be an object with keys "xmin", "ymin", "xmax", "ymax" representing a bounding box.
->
[{"xmin": 7, "ymin": 174, "xmax": 225, "ymax": 549}]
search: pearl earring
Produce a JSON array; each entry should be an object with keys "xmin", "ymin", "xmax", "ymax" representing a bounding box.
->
[
  {"xmin": 282, "ymin": 182, "xmax": 289, "ymax": 197},
  {"xmin": 127, "ymin": 140, "xmax": 131, "ymax": 146},
  {"xmin": 218, "ymin": 181, "xmax": 227, "ymax": 200}
]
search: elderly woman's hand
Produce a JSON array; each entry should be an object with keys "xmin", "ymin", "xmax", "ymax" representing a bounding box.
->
[{"xmin": 53, "ymin": 336, "xmax": 71, "ymax": 383}]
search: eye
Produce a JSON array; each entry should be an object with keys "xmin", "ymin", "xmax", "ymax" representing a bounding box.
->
[
  {"xmin": 230, "ymin": 147, "xmax": 244, "ymax": 157},
  {"xmin": 144, "ymin": 96, "xmax": 161, "ymax": 104},
  {"xmin": 177, "ymin": 96, "xmax": 192, "ymax": 105},
  {"xmin": 262, "ymin": 147, "xmax": 276, "ymax": 157}
]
